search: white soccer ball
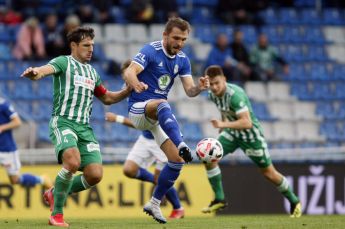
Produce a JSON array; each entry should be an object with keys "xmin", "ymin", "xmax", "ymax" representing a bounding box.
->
[{"xmin": 196, "ymin": 138, "xmax": 223, "ymax": 163}]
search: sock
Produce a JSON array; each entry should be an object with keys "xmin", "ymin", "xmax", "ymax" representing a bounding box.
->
[
  {"xmin": 165, "ymin": 187, "xmax": 181, "ymax": 209},
  {"xmin": 153, "ymin": 162, "xmax": 184, "ymax": 201},
  {"xmin": 157, "ymin": 102, "xmax": 183, "ymax": 147},
  {"xmin": 19, "ymin": 173, "xmax": 42, "ymax": 187},
  {"xmin": 277, "ymin": 176, "xmax": 300, "ymax": 204},
  {"xmin": 69, "ymin": 174, "xmax": 92, "ymax": 195},
  {"xmin": 52, "ymin": 168, "xmax": 73, "ymax": 216},
  {"xmin": 207, "ymin": 166, "xmax": 225, "ymax": 201},
  {"xmin": 135, "ymin": 168, "xmax": 155, "ymax": 183}
]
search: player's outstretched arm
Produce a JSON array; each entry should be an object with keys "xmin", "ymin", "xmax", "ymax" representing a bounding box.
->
[
  {"xmin": 211, "ymin": 111, "xmax": 252, "ymax": 130},
  {"xmin": 122, "ymin": 62, "xmax": 148, "ymax": 93},
  {"xmin": 21, "ymin": 65, "xmax": 54, "ymax": 81},
  {"xmin": 105, "ymin": 112, "xmax": 135, "ymax": 128},
  {"xmin": 98, "ymin": 85, "xmax": 132, "ymax": 105},
  {"xmin": 180, "ymin": 75, "xmax": 210, "ymax": 97}
]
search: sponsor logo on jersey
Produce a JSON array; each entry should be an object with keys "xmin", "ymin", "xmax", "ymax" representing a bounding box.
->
[
  {"xmin": 135, "ymin": 52, "xmax": 146, "ymax": 63},
  {"xmin": 87, "ymin": 143, "xmax": 100, "ymax": 152},
  {"xmin": 74, "ymin": 75, "xmax": 95, "ymax": 90},
  {"xmin": 158, "ymin": 61, "xmax": 163, "ymax": 67},
  {"xmin": 158, "ymin": 74, "xmax": 171, "ymax": 90}
]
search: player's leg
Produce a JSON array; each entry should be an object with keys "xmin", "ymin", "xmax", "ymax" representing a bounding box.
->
[
  {"xmin": 47, "ymin": 118, "xmax": 81, "ymax": 227},
  {"xmin": 123, "ymin": 135, "xmax": 156, "ymax": 183},
  {"xmin": 69, "ymin": 128, "xmax": 103, "ymax": 195},
  {"xmin": 202, "ymin": 133, "xmax": 235, "ymax": 213},
  {"xmin": 260, "ymin": 164, "xmax": 301, "ymax": 218},
  {"xmin": 154, "ymin": 162, "xmax": 184, "ymax": 219},
  {"xmin": 2, "ymin": 151, "xmax": 52, "ymax": 189},
  {"xmin": 145, "ymin": 99, "xmax": 192, "ymax": 160},
  {"xmin": 242, "ymin": 138, "xmax": 301, "ymax": 217}
]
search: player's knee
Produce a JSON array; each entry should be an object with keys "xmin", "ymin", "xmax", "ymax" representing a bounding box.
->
[
  {"xmin": 123, "ymin": 166, "xmax": 137, "ymax": 178},
  {"xmin": 85, "ymin": 171, "xmax": 103, "ymax": 186}
]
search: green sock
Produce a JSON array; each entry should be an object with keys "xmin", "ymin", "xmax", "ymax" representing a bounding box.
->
[
  {"xmin": 69, "ymin": 174, "xmax": 92, "ymax": 195},
  {"xmin": 277, "ymin": 177, "xmax": 299, "ymax": 204},
  {"xmin": 52, "ymin": 168, "xmax": 73, "ymax": 216},
  {"xmin": 207, "ymin": 166, "xmax": 225, "ymax": 201}
]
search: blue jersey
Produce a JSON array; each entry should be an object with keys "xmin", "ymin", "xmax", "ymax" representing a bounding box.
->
[
  {"xmin": 142, "ymin": 130, "xmax": 154, "ymax": 140},
  {"xmin": 128, "ymin": 40, "xmax": 192, "ymax": 110},
  {"xmin": 0, "ymin": 98, "xmax": 17, "ymax": 152}
]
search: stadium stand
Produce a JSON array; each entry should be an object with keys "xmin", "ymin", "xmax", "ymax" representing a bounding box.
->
[{"xmin": 0, "ymin": 0, "xmax": 344, "ymax": 156}]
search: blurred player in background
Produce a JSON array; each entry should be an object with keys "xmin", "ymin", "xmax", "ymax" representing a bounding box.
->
[
  {"xmin": 105, "ymin": 112, "xmax": 185, "ymax": 219},
  {"xmin": 123, "ymin": 17, "xmax": 209, "ymax": 223},
  {"xmin": 0, "ymin": 96, "xmax": 52, "ymax": 189},
  {"xmin": 201, "ymin": 65, "xmax": 301, "ymax": 218},
  {"xmin": 21, "ymin": 26, "xmax": 131, "ymax": 227}
]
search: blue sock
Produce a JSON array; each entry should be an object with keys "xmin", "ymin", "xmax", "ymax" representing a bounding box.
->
[
  {"xmin": 135, "ymin": 168, "xmax": 154, "ymax": 183},
  {"xmin": 157, "ymin": 102, "xmax": 183, "ymax": 148},
  {"xmin": 153, "ymin": 161, "xmax": 184, "ymax": 200},
  {"xmin": 19, "ymin": 173, "xmax": 42, "ymax": 187},
  {"xmin": 166, "ymin": 187, "xmax": 181, "ymax": 209}
]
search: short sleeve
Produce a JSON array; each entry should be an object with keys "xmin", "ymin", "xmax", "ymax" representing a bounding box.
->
[
  {"xmin": 132, "ymin": 44, "xmax": 154, "ymax": 70},
  {"xmin": 4, "ymin": 102, "xmax": 17, "ymax": 119},
  {"xmin": 179, "ymin": 57, "xmax": 192, "ymax": 77},
  {"xmin": 230, "ymin": 92, "xmax": 249, "ymax": 115},
  {"xmin": 48, "ymin": 56, "xmax": 68, "ymax": 74}
]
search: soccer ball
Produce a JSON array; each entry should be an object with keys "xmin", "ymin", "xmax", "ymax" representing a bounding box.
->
[{"xmin": 196, "ymin": 138, "xmax": 223, "ymax": 163}]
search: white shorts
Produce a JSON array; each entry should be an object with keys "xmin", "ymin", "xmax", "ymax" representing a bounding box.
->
[
  {"xmin": 127, "ymin": 135, "xmax": 167, "ymax": 170},
  {"xmin": 0, "ymin": 151, "xmax": 21, "ymax": 176},
  {"xmin": 129, "ymin": 100, "xmax": 168, "ymax": 147}
]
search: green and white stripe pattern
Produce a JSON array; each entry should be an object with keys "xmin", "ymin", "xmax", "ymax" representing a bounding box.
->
[
  {"xmin": 48, "ymin": 55, "xmax": 101, "ymax": 124},
  {"xmin": 208, "ymin": 83, "xmax": 264, "ymax": 143}
]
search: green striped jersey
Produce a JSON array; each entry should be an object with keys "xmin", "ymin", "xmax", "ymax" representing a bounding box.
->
[
  {"xmin": 48, "ymin": 55, "xmax": 102, "ymax": 124},
  {"xmin": 208, "ymin": 83, "xmax": 264, "ymax": 142}
]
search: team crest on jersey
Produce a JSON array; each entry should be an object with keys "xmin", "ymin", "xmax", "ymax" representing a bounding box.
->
[
  {"xmin": 158, "ymin": 74, "xmax": 171, "ymax": 90},
  {"xmin": 174, "ymin": 64, "xmax": 179, "ymax": 74}
]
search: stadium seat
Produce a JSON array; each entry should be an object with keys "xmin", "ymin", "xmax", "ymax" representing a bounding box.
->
[
  {"xmin": 126, "ymin": 24, "xmax": 149, "ymax": 43},
  {"xmin": 244, "ymin": 82, "xmax": 267, "ymax": 102},
  {"xmin": 200, "ymin": 100, "xmax": 221, "ymax": 121},
  {"xmin": 300, "ymin": 9, "xmax": 321, "ymax": 25},
  {"xmin": 148, "ymin": 24, "xmax": 165, "ymax": 41},
  {"xmin": 104, "ymin": 43, "xmax": 129, "ymax": 63},
  {"xmin": 268, "ymin": 102, "xmax": 294, "ymax": 120},
  {"xmin": 260, "ymin": 121, "xmax": 275, "ymax": 142},
  {"xmin": 128, "ymin": 43, "xmax": 145, "ymax": 60},
  {"xmin": 293, "ymin": 102, "xmax": 320, "ymax": 121},
  {"xmin": 322, "ymin": 9, "xmax": 344, "ymax": 25},
  {"xmin": 192, "ymin": 42, "xmax": 212, "ymax": 62},
  {"xmin": 267, "ymin": 82, "xmax": 294, "ymax": 101},
  {"xmin": 176, "ymin": 99, "xmax": 203, "ymax": 122},
  {"xmin": 279, "ymin": 8, "xmax": 300, "ymax": 25},
  {"xmin": 272, "ymin": 121, "xmax": 296, "ymax": 142},
  {"xmin": 104, "ymin": 24, "xmax": 127, "ymax": 43}
]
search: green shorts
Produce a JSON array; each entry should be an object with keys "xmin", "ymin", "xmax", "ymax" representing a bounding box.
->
[
  {"xmin": 49, "ymin": 116, "xmax": 102, "ymax": 170},
  {"xmin": 218, "ymin": 130, "xmax": 272, "ymax": 168}
]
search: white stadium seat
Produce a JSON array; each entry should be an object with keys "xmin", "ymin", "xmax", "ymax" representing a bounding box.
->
[{"xmin": 244, "ymin": 82, "xmax": 267, "ymax": 102}]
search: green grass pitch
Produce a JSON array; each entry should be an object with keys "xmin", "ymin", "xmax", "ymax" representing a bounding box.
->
[{"xmin": 0, "ymin": 215, "xmax": 344, "ymax": 229}]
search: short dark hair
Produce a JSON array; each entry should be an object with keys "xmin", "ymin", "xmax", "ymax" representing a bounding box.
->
[
  {"xmin": 67, "ymin": 26, "xmax": 94, "ymax": 45},
  {"xmin": 164, "ymin": 17, "xmax": 191, "ymax": 34},
  {"xmin": 121, "ymin": 59, "xmax": 132, "ymax": 74},
  {"xmin": 205, "ymin": 65, "xmax": 224, "ymax": 78}
]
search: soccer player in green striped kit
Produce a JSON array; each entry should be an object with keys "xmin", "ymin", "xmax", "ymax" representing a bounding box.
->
[
  {"xmin": 202, "ymin": 65, "xmax": 301, "ymax": 218},
  {"xmin": 21, "ymin": 27, "xmax": 131, "ymax": 227}
]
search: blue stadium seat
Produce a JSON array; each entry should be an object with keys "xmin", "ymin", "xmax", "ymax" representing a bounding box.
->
[
  {"xmin": 181, "ymin": 122, "xmax": 203, "ymax": 141},
  {"xmin": 261, "ymin": 26, "xmax": 281, "ymax": 44},
  {"xmin": 284, "ymin": 45, "xmax": 305, "ymax": 62},
  {"xmin": 304, "ymin": 27, "xmax": 326, "ymax": 44},
  {"xmin": 37, "ymin": 123, "xmax": 50, "ymax": 142},
  {"xmin": 281, "ymin": 26, "xmax": 303, "ymax": 43},
  {"xmin": 300, "ymin": 9, "xmax": 321, "ymax": 25},
  {"xmin": 260, "ymin": 8, "xmax": 279, "ymax": 25},
  {"xmin": 194, "ymin": 25, "xmax": 215, "ymax": 43},
  {"xmin": 310, "ymin": 63, "xmax": 330, "ymax": 80},
  {"xmin": 305, "ymin": 45, "xmax": 329, "ymax": 62},
  {"xmin": 279, "ymin": 8, "xmax": 300, "ymax": 25},
  {"xmin": 333, "ymin": 64, "xmax": 345, "ymax": 80},
  {"xmin": 322, "ymin": 9, "xmax": 344, "ymax": 25}
]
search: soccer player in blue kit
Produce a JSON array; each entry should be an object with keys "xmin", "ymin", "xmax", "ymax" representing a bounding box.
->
[
  {"xmin": 123, "ymin": 17, "xmax": 210, "ymax": 224},
  {"xmin": 0, "ymin": 96, "xmax": 52, "ymax": 189}
]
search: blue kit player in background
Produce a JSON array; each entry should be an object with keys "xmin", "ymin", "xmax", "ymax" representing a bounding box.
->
[
  {"xmin": 123, "ymin": 17, "xmax": 210, "ymax": 224},
  {"xmin": 0, "ymin": 96, "xmax": 52, "ymax": 189}
]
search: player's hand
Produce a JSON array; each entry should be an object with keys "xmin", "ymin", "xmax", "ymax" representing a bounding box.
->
[
  {"xmin": 198, "ymin": 75, "xmax": 210, "ymax": 90},
  {"xmin": 21, "ymin": 67, "xmax": 42, "ymax": 80},
  {"xmin": 105, "ymin": 112, "xmax": 117, "ymax": 122},
  {"xmin": 133, "ymin": 82, "xmax": 148, "ymax": 93},
  {"xmin": 211, "ymin": 119, "xmax": 224, "ymax": 128}
]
